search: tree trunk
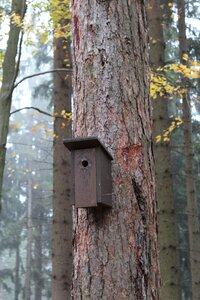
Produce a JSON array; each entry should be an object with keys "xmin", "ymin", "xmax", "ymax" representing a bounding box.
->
[
  {"xmin": 52, "ymin": 19, "xmax": 72, "ymax": 300},
  {"xmin": 71, "ymin": 1, "xmax": 160, "ymax": 299},
  {"xmin": 177, "ymin": 0, "xmax": 200, "ymax": 298},
  {"xmin": 147, "ymin": 1, "xmax": 180, "ymax": 299},
  {"xmin": 0, "ymin": 0, "xmax": 26, "ymax": 206},
  {"xmin": 14, "ymin": 243, "xmax": 20, "ymax": 300},
  {"xmin": 24, "ymin": 178, "xmax": 32, "ymax": 300},
  {"xmin": 34, "ymin": 223, "xmax": 42, "ymax": 300}
]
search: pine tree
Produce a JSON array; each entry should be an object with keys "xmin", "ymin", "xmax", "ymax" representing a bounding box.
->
[
  {"xmin": 177, "ymin": 0, "xmax": 200, "ymax": 297},
  {"xmin": 52, "ymin": 13, "xmax": 73, "ymax": 300},
  {"xmin": 0, "ymin": 0, "xmax": 27, "ymax": 205},
  {"xmin": 71, "ymin": 1, "xmax": 160, "ymax": 298},
  {"xmin": 147, "ymin": 1, "xmax": 180, "ymax": 298}
]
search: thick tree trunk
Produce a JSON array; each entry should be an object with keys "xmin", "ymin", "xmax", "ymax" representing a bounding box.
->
[
  {"xmin": 24, "ymin": 178, "xmax": 33, "ymax": 300},
  {"xmin": 14, "ymin": 243, "xmax": 20, "ymax": 300},
  {"xmin": 147, "ymin": 1, "xmax": 180, "ymax": 299},
  {"xmin": 177, "ymin": 0, "xmax": 200, "ymax": 298},
  {"xmin": 52, "ymin": 21, "xmax": 72, "ymax": 300},
  {"xmin": 0, "ymin": 0, "xmax": 26, "ymax": 206},
  {"xmin": 71, "ymin": 1, "xmax": 160, "ymax": 299}
]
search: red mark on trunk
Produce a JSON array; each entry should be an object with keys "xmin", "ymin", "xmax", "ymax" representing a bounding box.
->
[
  {"xmin": 74, "ymin": 15, "xmax": 80, "ymax": 49},
  {"xmin": 129, "ymin": 235, "xmax": 134, "ymax": 254},
  {"xmin": 118, "ymin": 144, "xmax": 142, "ymax": 173}
]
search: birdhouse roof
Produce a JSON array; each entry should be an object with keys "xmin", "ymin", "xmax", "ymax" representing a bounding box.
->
[{"xmin": 63, "ymin": 136, "xmax": 113, "ymax": 160}]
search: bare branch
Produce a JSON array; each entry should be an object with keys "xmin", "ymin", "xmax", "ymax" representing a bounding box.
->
[
  {"xmin": 10, "ymin": 106, "xmax": 53, "ymax": 117},
  {"xmin": 14, "ymin": 68, "xmax": 72, "ymax": 89}
]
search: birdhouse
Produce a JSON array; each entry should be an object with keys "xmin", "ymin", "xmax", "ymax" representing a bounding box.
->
[{"xmin": 63, "ymin": 137, "xmax": 113, "ymax": 208}]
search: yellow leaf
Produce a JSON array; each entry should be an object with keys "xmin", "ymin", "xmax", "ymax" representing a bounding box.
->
[
  {"xmin": 155, "ymin": 135, "xmax": 161, "ymax": 143},
  {"xmin": 11, "ymin": 13, "xmax": 22, "ymax": 26},
  {"xmin": 190, "ymin": 73, "xmax": 200, "ymax": 79},
  {"xmin": 163, "ymin": 137, "xmax": 170, "ymax": 142},
  {"xmin": 182, "ymin": 53, "xmax": 188, "ymax": 61},
  {"xmin": 10, "ymin": 123, "xmax": 21, "ymax": 132}
]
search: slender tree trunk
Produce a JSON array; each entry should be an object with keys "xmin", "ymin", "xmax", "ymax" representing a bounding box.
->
[
  {"xmin": 34, "ymin": 223, "xmax": 42, "ymax": 300},
  {"xmin": 147, "ymin": 1, "xmax": 180, "ymax": 299},
  {"xmin": 71, "ymin": 1, "xmax": 160, "ymax": 299},
  {"xmin": 177, "ymin": 0, "xmax": 200, "ymax": 298},
  {"xmin": 52, "ymin": 18, "xmax": 72, "ymax": 300},
  {"xmin": 24, "ymin": 178, "xmax": 32, "ymax": 300},
  {"xmin": 0, "ymin": 259, "xmax": 3, "ymax": 299},
  {"xmin": 14, "ymin": 243, "xmax": 20, "ymax": 300},
  {"xmin": 0, "ymin": 0, "xmax": 26, "ymax": 206}
]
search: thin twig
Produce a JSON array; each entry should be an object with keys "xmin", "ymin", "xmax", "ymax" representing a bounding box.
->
[
  {"xmin": 14, "ymin": 68, "xmax": 72, "ymax": 89},
  {"xmin": 10, "ymin": 106, "xmax": 53, "ymax": 117}
]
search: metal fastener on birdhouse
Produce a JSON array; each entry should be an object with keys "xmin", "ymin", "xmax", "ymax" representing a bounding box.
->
[{"xmin": 63, "ymin": 137, "xmax": 113, "ymax": 208}]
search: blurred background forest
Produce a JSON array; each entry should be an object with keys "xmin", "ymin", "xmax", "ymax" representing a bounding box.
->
[{"xmin": 0, "ymin": 0, "xmax": 200, "ymax": 299}]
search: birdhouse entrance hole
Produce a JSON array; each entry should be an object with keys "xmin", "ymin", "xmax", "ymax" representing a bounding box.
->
[{"xmin": 82, "ymin": 159, "xmax": 88, "ymax": 168}]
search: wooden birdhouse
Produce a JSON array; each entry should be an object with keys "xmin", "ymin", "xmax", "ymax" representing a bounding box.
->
[{"xmin": 63, "ymin": 137, "xmax": 113, "ymax": 208}]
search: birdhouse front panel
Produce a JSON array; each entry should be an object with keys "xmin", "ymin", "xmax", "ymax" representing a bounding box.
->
[{"xmin": 74, "ymin": 148, "xmax": 97, "ymax": 208}]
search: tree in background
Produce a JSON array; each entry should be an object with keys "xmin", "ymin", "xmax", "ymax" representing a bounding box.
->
[
  {"xmin": 177, "ymin": 0, "xmax": 200, "ymax": 298},
  {"xmin": 0, "ymin": 156, "xmax": 25, "ymax": 300},
  {"xmin": 147, "ymin": 0, "xmax": 180, "ymax": 298},
  {"xmin": 71, "ymin": 1, "xmax": 160, "ymax": 298},
  {"xmin": 0, "ymin": 0, "xmax": 27, "ymax": 206},
  {"xmin": 51, "ymin": 1, "xmax": 73, "ymax": 299},
  {"xmin": 24, "ymin": 178, "xmax": 33, "ymax": 300},
  {"xmin": 32, "ymin": 188, "xmax": 44, "ymax": 300}
]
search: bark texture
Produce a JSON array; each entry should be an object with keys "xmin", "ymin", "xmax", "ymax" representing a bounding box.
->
[
  {"xmin": 52, "ymin": 24, "xmax": 72, "ymax": 300},
  {"xmin": 177, "ymin": 0, "xmax": 200, "ymax": 298},
  {"xmin": 0, "ymin": 0, "xmax": 26, "ymax": 206},
  {"xmin": 71, "ymin": 1, "xmax": 160, "ymax": 299},
  {"xmin": 147, "ymin": 1, "xmax": 180, "ymax": 299}
]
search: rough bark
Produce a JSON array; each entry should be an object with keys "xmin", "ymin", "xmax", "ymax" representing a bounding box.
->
[
  {"xmin": 0, "ymin": 0, "xmax": 26, "ymax": 206},
  {"xmin": 147, "ymin": 1, "xmax": 180, "ymax": 299},
  {"xmin": 52, "ymin": 21, "xmax": 72, "ymax": 300},
  {"xmin": 71, "ymin": 1, "xmax": 160, "ymax": 299},
  {"xmin": 177, "ymin": 0, "xmax": 200, "ymax": 298},
  {"xmin": 24, "ymin": 178, "xmax": 33, "ymax": 300}
]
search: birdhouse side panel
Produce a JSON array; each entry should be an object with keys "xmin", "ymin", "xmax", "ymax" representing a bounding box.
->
[{"xmin": 96, "ymin": 149, "xmax": 112, "ymax": 207}]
